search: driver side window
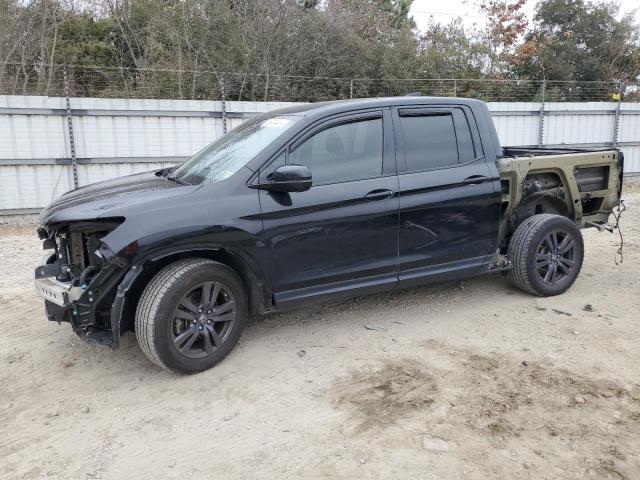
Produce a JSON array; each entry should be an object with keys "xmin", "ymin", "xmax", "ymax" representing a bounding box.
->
[{"xmin": 289, "ymin": 118, "xmax": 383, "ymax": 186}]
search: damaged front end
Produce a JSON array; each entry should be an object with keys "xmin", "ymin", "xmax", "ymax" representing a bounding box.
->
[{"xmin": 35, "ymin": 218, "xmax": 130, "ymax": 347}]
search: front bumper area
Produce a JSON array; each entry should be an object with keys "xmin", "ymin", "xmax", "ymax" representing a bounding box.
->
[
  {"xmin": 34, "ymin": 261, "xmax": 142, "ymax": 349},
  {"xmin": 35, "ymin": 276, "xmax": 81, "ymax": 328},
  {"xmin": 44, "ymin": 299, "xmax": 71, "ymax": 324},
  {"xmin": 34, "ymin": 276, "xmax": 81, "ymax": 307},
  {"xmin": 35, "ymin": 219, "xmax": 134, "ymax": 349},
  {"xmin": 34, "ymin": 262, "xmax": 126, "ymax": 348}
]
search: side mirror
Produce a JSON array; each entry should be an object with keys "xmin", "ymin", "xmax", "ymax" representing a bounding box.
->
[{"xmin": 259, "ymin": 164, "xmax": 312, "ymax": 193}]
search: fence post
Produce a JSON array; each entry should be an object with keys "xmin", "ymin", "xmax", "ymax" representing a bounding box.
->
[
  {"xmin": 453, "ymin": 79, "xmax": 457, "ymax": 97},
  {"xmin": 537, "ymin": 80, "xmax": 546, "ymax": 147},
  {"xmin": 349, "ymin": 79, "xmax": 354, "ymax": 99},
  {"xmin": 612, "ymin": 82, "xmax": 623, "ymax": 148},
  {"xmin": 63, "ymin": 65, "xmax": 79, "ymax": 189},
  {"xmin": 220, "ymin": 75, "xmax": 228, "ymax": 134}
]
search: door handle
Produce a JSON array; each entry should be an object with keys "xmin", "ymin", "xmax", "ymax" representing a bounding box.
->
[
  {"xmin": 364, "ymin": 189, "xmax": 395, "ymax": 201},
  {"xmin": 462, "ymin": 175, "xmax": 489, "ymax": 185}
]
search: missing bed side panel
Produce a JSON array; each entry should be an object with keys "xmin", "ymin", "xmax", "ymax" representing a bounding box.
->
[
  {"xmin": 582, "ymin": 197, "xmax": 604, "ymax": 215},
  {"xmin": 575, "ymin": 166, "xmax": 609, "ymax": 192}
]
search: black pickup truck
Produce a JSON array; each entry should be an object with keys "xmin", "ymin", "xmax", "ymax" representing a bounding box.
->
[{"xmin": 34, "ymin": 97, "xmax": 624, "ymax": 373}]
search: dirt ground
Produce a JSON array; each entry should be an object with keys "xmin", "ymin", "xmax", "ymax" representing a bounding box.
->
[{"xmin": 1, "ymin": 180, "xmax": 639, "ymax": 480}]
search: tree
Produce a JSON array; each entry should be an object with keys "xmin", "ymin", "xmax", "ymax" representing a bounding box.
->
[
  {"xmin": 479, "ymin": 0, "xmax": 528, "ymax": 76},
  {"xmin": 418, "ymin": 20, "xmax": 488, "ymax": 79},
  {"xmin": 516, "ymin": 0, "xmax": 640, "ymax": 83},
  {"xmin": 376, "ymin": 0, "xmax": 415, "ymax": 27},
  {"xmin": 0, "ymin": 0, "xmax": 64, "ymax": 94},
  {"xmin": 2, "ymin": 0, "xmax": 638, "ymax": 101}
]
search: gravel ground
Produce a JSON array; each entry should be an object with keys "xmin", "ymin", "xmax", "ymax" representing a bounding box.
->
[{"xmin": 1, "ymin": 179, "xmax": 639, "ymax": 480}]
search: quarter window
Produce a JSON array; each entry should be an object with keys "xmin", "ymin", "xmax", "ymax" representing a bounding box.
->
[
  {"xmin": 260, "ymin": 150, "xmax": 286, "ymax": 181},
  {"xmin": 290, "ymin": 118, "xmax": 383, "ymax": 185},
  {"xmin": 452, "ymin": 109, "xmax": 476, "ymax": 163}
]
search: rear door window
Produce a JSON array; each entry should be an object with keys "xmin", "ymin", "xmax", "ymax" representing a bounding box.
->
[
  {"xmin": 398, "ymin": 107, "xmax": 478, "ymax": 172},
  {"xmin": 399, "ymin": 113, "xmax": 458, "ymax": 172}
]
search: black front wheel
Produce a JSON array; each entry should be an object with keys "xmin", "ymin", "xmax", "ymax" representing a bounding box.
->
[
  {"xmin": 135, "ymin": 259, "xmax": 247, "ymax": 374},
  {"xmin": 508, "ymin": 214, "xmax": 584, "ymax": 296}
]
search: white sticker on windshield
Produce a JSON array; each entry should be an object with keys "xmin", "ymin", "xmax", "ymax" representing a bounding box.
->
[{"xmin": 263, "ymin": 118, "xmax": 291, "ymax": 128}]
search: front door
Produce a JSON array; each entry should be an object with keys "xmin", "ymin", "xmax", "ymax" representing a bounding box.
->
[{"xmin": 257, "ymin": 110, "xmax": 399, "ymax": 306}]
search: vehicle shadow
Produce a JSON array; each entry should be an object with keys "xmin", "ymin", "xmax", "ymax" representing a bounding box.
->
[
  {"xmin": 247, "ymin": 272, "xmax": 517, "ymax": 329},
  {"xmin": 116, "ymin": 272, "xmax": 518, "ymax": 373}
]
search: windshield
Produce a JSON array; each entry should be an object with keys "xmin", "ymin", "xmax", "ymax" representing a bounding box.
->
[{"xmin": 173, "ymin": 115, "xmax": 300, "ymax": 184}]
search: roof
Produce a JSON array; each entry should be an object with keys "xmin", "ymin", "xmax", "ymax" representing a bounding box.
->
[{"xmin": 264, "ymin": 96, "xmax": 485, "ymax": 119}]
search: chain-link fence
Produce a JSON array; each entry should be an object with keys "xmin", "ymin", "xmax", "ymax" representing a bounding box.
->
[{"xmin": 1, "ymin": 63, "xmax": 637, "ymax": 103}]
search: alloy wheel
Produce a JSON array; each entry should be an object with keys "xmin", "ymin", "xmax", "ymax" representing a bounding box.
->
[
  {"xmin": 535, "ymin": 229, "xmax": 576, "ymax": 285},
  {"xmin": 171, "ymin": 281, "xmax": 237, "ymax": 359}
]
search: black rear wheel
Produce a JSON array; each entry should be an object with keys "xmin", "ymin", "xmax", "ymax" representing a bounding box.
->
[
  {"xmin": 508, "ymin": 214, "xmax": 584, "ymax": 296},
  {"xmin": 136, "ymin": 259, "xmax": 247, "ymax": 374},
  {"xmin": 534, "ymin": 229, "xmax": 578, "ymax": 286}
]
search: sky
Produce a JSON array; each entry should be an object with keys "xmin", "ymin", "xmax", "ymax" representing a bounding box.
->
[{"xmin": 409, "ymin": 0, "xmax": 640, "ymax": 33}]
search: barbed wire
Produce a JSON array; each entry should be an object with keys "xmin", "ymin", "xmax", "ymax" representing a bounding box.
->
[
  {"xmin": 0, "ymin": 63, "xmax": 636, "ymax": 103},
  {"xmin": 4, "ymin": 61, "xmax": 630, "ymax": 83}
]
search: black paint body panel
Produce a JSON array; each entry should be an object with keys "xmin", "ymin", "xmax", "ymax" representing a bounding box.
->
[{"xmin": 37, "ymin": 97, "xmax": 504, "ymax": 337}]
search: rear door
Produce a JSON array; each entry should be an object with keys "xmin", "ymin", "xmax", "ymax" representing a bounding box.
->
[
  {"xmin": 256, "ymin": 109, "xmax": 400, "ymax": 305},
  {"xmin": 393, "ymin": 105, "xmax": 501, "ymax": 286}
]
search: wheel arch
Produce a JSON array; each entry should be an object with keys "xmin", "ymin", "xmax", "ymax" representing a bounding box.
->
[
  {"xmin": 115, "ymin": 247, "xmax": 271, "ymax": 340},
  {"xmin": 499, "ymin": 169, "xmax": 576, "ymax": 252}
]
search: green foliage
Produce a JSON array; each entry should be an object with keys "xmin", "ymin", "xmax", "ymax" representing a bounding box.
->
[
  {"xmin": 418, "ymin": 21, "xmax": 489, "ymax": 80},
  {"xmin": 0, "ymin": 0, "xmax": 638, "ymax": 101},
  {"xmin": 375, "ymin": 0, "xmax": 415, "ymax": 27},
  {"xmin": 479, "ymin": 0, "xmax": 529, "ymax": 75},
  {"xmin": 54, "ymin": 14, "xmax": 120, "ymax": 67},
  {"xmin": 517, "ymin": 0, "xmax": 640, "ymax": 83}
]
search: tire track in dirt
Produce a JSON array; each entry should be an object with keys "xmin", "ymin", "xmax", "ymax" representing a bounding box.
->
[{"xmin": 330, "ymin": 345, "xmax": 640, "ymax": 479}]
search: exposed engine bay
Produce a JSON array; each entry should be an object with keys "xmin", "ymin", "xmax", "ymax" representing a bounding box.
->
[{"xmin": 35, "ymin": 219, "xmax": 125, "ymax": 346}]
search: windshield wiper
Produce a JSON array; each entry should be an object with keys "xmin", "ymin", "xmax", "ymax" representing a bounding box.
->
[{"xmin": 166, "ymin": 174, "xmax": 190, "ymax": 185}]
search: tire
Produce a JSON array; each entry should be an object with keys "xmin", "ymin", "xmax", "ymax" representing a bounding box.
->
[
  {"xmin": 135, "ymin": 258, "xmax": 247, "ymax": 374},
  {"xmin": 507, "ymin": 214, "xmax": 584, "ymax": 297}
]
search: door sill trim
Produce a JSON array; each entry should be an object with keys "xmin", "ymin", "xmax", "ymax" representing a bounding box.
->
[
  {"xmin": 274, "ymin": 273, "xmax": 398, "ymax": 309},
  {"xmin": 398, "ymin": 255, "xmax": 487, "ymax": 285}
]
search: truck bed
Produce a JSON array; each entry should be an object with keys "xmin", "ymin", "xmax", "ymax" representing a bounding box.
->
[
  {"xmin": 495, "ymin": 148, "xmax": 624, "ymax": 241},
  {"xmin": 502, "ymin": 146, "xmax": 616, "ymax": 157}
]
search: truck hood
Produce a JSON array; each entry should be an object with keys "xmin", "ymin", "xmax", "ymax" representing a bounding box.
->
[{"xmin": 39, "ymin": 170, "xmax": 198, "ymax": 225}]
